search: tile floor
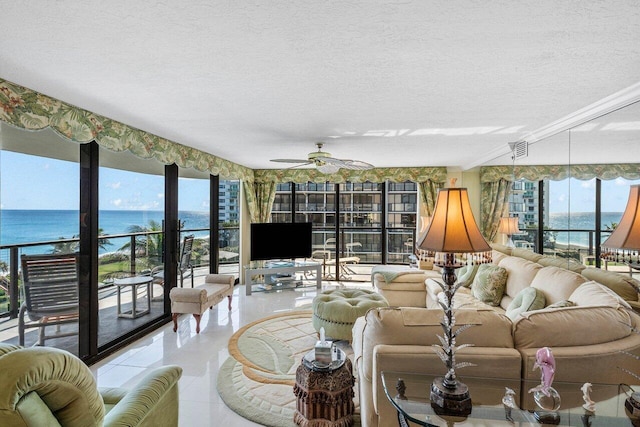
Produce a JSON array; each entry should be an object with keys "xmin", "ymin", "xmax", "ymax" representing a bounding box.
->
[{"xmin": 90, "ymin": 281, "xmax": 366, "ymax": 426}]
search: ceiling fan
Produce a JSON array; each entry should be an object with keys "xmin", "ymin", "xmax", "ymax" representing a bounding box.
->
[{"xmin": 270, "ymin": 142, "xmax": 374, "ymax": 174}]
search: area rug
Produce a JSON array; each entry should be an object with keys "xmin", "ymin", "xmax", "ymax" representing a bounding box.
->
[{"xmin": 217, "ymin": 310, "xmax": 359, "ymax": 427}]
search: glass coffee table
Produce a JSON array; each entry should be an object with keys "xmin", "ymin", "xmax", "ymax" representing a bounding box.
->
[{"xmin": 381, "ymin": 371, "xmax": 638, "ymax": 426}]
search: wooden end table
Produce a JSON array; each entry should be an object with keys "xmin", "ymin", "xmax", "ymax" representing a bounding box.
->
[{"xmin": 293, "ymin": 348, "xmax": 355, "ymax": 426}]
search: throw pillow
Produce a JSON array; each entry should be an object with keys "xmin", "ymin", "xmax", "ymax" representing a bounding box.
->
[
  {"xmin": 505, "ymin": 287, "xmax": 546, "ymax": 321},
  {"xmin": 471, "ymin": 264, "xmax": 508, "ymax": 306},
  {"xmin": 546, "ymin": 299, "xmax": 576, "ymax": 309},
  {"xmin": 455, "ymin": 264, "xmax": 479, "ymax": 288}
]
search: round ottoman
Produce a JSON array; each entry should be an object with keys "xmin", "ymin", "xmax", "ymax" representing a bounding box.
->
[{"xmin": 312, "ymin": 289, "xmax": 389, "ymax": 341}]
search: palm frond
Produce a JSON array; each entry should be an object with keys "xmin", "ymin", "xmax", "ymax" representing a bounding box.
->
[
  {"xmin": 432, "ymin": 345, "xmax": 448, "ymax": 364},
  {"xmin": 455, "ymin": 361, "xmax": 477, "ymax": 370}
]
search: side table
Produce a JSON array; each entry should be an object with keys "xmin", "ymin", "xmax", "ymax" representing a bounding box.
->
[
  {"xmin": 114, "ymin": 276, "xmax": 152, "ymax": 319},
  {"xmin": 293, "ymin": 349, "xmax": 355, "ymax": 427}
]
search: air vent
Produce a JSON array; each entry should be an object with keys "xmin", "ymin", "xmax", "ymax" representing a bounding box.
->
[{"xmin": 509, "ymin": 141, "xmax": 528, "ymax": 159}]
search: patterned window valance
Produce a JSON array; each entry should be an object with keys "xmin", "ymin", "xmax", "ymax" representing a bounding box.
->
[
  {"xmin": 0, "ymin": 79, "xmax": 254, "ymax": 182},
  {"xmin": 481, "ymin": 164, "xmax": 640, "ymax": 183},
  {"xmin": 253, "ymin": 166, "xmax": 447, "ymax": 184}
]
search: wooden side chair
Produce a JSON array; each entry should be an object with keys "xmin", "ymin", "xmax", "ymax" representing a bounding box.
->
[{"xmin": 19, "ymin": 253, "xmax": 79, "ymax": 346}]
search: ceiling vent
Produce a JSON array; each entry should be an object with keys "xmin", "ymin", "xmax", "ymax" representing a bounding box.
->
[{"xmin": 509, "ymin": 141, "xmax": 528, "ymax": 160}]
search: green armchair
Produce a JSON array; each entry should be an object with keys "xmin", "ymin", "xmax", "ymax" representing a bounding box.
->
[{"xmin": 0, "ymin": 343, "xmax": 182, "ymax": 426}]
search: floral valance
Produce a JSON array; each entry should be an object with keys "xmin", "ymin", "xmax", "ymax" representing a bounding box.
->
[
  {"xmin": 0, "ymin": 79, "xmax": 254, "ymax": 182},
  {"xmin": 253, "ymin": 166, "xmax": 447, "ymax": 184},
  {"xmin": 481, "ymin": 164, "xmax": 640, "ymax": 183}
]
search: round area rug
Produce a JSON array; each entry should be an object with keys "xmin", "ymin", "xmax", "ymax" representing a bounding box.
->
[{"xmin": 217, "ymin": 310, "xmax": 359, "ymax": 427}]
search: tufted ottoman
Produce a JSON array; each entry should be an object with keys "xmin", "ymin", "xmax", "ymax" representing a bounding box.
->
[{"xmin": 312, "ymin": 289, "xmax": 389, "ymax": 341}]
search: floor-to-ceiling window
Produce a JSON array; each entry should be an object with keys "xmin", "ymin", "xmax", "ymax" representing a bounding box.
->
[
  {"xmin": 0, "ymin": 132, "xmax": 80, "ymax": 354},
  {"xmin": 271, "ymin": 180, "xmax": 418, "ymax": 278},
  {"xmin": 98, "ymin": 148, "xmax": 166, "ymax": 348}
]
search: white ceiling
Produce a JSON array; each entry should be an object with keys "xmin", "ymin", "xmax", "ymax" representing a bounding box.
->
[{"xmin": 1, "ymin": 1, "xmax": 639, "ymax": 171}]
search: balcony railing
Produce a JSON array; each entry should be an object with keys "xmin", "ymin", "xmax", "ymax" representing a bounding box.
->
[{"xmin": 0, "ymin": 226, "xmax": 239, "ymax": 319}]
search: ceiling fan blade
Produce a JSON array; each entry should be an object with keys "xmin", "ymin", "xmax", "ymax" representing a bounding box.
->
[
  {"xmin": 342, "ymin": 160, "xmax": 374, "ymax": 170},
  {"xmin": 316, "ymin": 156, "xmax": 351, "ymax": 168},
  {"xmin": 270, "ymin": 158, "xmax": 310, "ymax": 163},
  {"xmin": 287, "ymin": 162, "xmax": 313, "ymax": 169}
]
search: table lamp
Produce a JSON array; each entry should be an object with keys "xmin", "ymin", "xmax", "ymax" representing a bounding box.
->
[
  {"xmin": 498, "ymin": 217, "xmax": 521, "ymax": 247},
  {"xmin": 601, "ymin": 184, "xmax": 640, "ymax": 267},
  {"xmin": 418, "ymin": 186, "xmax": 492, "ymax": 416}
]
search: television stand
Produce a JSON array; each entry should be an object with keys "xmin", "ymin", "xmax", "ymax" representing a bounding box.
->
[{"xmin": 244, "ymin": 260, "xmax": 322, "ymax": 296}]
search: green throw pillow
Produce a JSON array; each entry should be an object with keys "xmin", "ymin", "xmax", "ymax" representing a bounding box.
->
[
  {"xmin": 505, "ymin": 287, "xmax": 546, "ymax": 321},
  {"xmin": 471, "ymin": 264, "xmax": 508, "ymax": 306},
  {"xmin": 455, "ymin": 264, "xmax": 479, "ymax": 288},
  {"xmin": 546, "ymin": 299, "xmax": 577, "ymax": 309}
]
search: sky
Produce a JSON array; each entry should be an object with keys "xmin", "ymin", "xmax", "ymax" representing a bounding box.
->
[
  {"xmin": 0, "ymin": 151, "xmax": 211, "ymax": 211},
  {"xmin": 1, "ymin": 150, "xmax": 637, "ymax": 213}
]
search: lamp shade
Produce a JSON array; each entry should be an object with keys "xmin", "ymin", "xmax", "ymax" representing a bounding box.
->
[
  {"xmin": 498, "ymin": 217, "xmax": 521, "ymax": 235},
  {"xmin": 418, "ymin": 188, "xmax": 491, "ymax": 254},
  {"xmin": 602, "ymin": 185, "xmax": 640, "ymax": 256}
]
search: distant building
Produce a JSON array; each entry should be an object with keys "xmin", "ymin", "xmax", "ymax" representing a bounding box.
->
[
  {"xmin": 510, "ymin": 179, "xmax": 549, "ymax": 230},
  {"xmin": 219, "ymin": 181, "xmax": 240, "ymax": 223}
]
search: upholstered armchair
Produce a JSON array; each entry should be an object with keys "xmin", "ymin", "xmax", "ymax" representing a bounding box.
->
[{"xmin": 0, "ymin": 343, "xmax": 182, "ymax": 426}]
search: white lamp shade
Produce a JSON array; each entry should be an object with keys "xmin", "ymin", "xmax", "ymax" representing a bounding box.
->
[
  {"xmin": 418, "ymin": 188, "xmax": 491, "ymax": 254},
  {"xmin": 498, "ymin": 217, "xmax": 521, "ymax": 235},
  {"xmin": 602, "ymin": 184, "xmax": 640, "ymax": 250}
]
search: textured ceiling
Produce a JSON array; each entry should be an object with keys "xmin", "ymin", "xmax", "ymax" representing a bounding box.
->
[{"xmin": 1, "ymin": 1, "xmax": 639, "ymax": 170}]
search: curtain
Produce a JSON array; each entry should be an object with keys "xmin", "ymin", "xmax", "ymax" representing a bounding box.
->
[
  {"xmin": 418, "ymin": 180, "xmax": 443, "ymax": 217},
  {"xmin": 481, "ymin": 178, "xmax": 512, "ymax": 242},
  {"xmin": 243, "ymin": 180, "xmax": 277, "ymax": 223}
]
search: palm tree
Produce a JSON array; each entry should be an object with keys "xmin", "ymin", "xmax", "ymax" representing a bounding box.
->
[
  {"xmin": 118, "ymin": 220, "xmax": 163, "ymax": 267},
  {"xmin": 50, "ymin": 228, "xmax": 111, "ymax": 254}
]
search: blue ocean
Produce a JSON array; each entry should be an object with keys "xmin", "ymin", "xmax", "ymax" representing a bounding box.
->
[
  {"xmin": 548, "ymin": 211, "xmax": 623, "ymax": 247},
  {"xmin": 0, "ymin": 209, "xmax": 210, "ymax": 256}
]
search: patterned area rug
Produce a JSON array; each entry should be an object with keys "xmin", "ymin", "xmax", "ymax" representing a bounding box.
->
[{"xmin": 217, "ymin": 310, "xmax": 359, "ymax": 427}]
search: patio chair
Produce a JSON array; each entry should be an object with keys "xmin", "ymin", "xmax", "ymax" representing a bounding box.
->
[
  {"xmin": 151, "ymin": 234, "xmax": 196, "ymax": 289},
  {"xmin": 19, "ymin": 253, "xmax": 79, "ymax": 346}
]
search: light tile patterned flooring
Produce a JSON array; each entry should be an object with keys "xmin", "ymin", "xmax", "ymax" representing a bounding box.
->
[{"xmin": 90, "ymin": 280, "xmax": 369, "ymax": 426}]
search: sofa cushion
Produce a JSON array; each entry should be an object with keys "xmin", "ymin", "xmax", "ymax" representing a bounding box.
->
[
  {"xmin": 580, "ymin": 267, "xmax": 640, "ymax": 302},
  {"xmin": 512, "ymin": 305, "xmax": 631, "ymax": 348},
  {"xmin": 505, "ymin": 287, "xmax": 546, "ymax": 321},
  {"xmin": 498, "ymin": 257, "xmax": 543, "ymax": 300},
  {"xmin": 491, "ymin": 250, "xmax": 509, "ymax": 265},
  {"xmin": 490, "ymin": 243, "xmax": 513, "ymax": 256},
  {"xmin": 569, "ymin": 281, "xmax": 632, "ymax": 309},
  {"xmin": 530, "ymin": 266, "xmax": 587, "ymax": 305},
  {"xmin": 455, "ymin": 264, "xmax": 479, "ymax": 287},
  {"xmin": 537, "ymin": 256, "xmax": 586, "ymax": 273},
  {"xmin": 511, "ymin": 247, "xmax": 543, "ymax": 263},
  {"xmin": 471, "ymin": 264, "xmax": 508, "ymax": 306},
  {"xmin": 546, "ymin": 299, "xmax": 576, "ymax": 309}
]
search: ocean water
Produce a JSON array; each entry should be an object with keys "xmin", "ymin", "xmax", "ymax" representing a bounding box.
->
[
  {"xmin": 548, "ymin": 211, "xmax": 622, "ymax": 247},
  {"xmin": 0, "ymin": 209, "xmax": 210, "ymax": 255}
]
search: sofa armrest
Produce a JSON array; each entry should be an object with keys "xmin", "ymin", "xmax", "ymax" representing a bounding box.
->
[
  {"xmin": 205, "ymin": 274, "xmax": 234, "ymax": 286},
  {"xmin": 103, "ymin": 365, "xmax": 182, "ymax": 427}
]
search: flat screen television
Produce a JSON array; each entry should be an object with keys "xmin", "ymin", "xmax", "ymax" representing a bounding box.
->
[{"xmin": 250, "ymin": 222, "xmax": 313, "ymax": 261}]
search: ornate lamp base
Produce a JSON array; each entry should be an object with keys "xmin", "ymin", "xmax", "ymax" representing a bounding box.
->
[{"xmin": 430, "ymin": 377, "xmax": 472, "ymax": 416}]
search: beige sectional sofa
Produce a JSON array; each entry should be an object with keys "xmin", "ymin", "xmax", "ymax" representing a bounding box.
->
[{"xmin": 353, "ymin": 245, "xmax": 640, "ymax": 427}]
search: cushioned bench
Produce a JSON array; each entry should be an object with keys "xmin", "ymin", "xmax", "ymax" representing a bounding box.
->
[{"xmin": 169, "ymin": 274, "xmax": 234, "ymax": 333}]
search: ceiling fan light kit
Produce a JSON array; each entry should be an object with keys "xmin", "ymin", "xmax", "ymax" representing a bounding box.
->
[{"xmin": 270, "ymin": 142, "xmax": 374, "ymax": 173}]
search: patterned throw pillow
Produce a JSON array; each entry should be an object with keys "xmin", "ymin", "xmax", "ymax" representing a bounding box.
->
[
  {"xmin": 505, "ymin": 287, "xmax": 546, "ymax": 321},
  {"xmin": 455, "ymin": 264, "xmax": 479, "ymax": 288},
  {"xmin": 471, "ymin": 264, "xmax": 508, "ymax": 306},
  {"xmin": 546, "ymin": 299, "xmax": 577, "ymax": 309}
]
